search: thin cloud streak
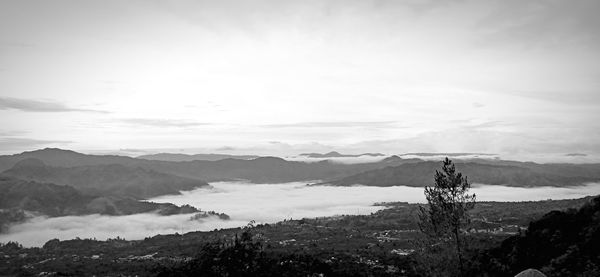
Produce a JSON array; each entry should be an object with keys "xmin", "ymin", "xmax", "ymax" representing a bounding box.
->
[
  {"xmin": 0, "ymin": 130, "xmax": 27, "ymax": 137},
  {"xmin": 262, "ymin": 121, "xmax": 401, "ymax": 128},
  {"xmin": 119, "ymin": 118, "xmax": 212, "ymax": 128},
  {"xmin": 0, "ymin": 137, "xmax": 71, "ymax": 149},
  {"xmin": 0, "ymin": 97, "xmax": 108, "ymax": 113}
]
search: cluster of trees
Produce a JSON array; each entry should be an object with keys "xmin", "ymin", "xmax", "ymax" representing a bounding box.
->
[
  {"xmin": 468, "ymin": 195, "xmax": 600, "ymax": 276},
  {"xmin": 156, "ymin": 223, "xmax": 401, "ymax": 277}
]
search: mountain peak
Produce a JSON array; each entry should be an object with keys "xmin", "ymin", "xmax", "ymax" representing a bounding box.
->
[
  {"xmin": 253, "ymin": 156, "xmax": 287, "ymax": 162},
  {"xmin": 382, "ymin": 155, "xmax": 403, "ymax": 162},
  {"xmin": 34, "ymin": 147, "xmax": 74, "ymax": 153},
  {"xmin": 21, "ymin": 148, "xmax": 81, "ymax": 156}
]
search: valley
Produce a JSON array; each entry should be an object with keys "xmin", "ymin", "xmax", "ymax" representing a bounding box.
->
[
  {"xmin": 1, "ymin": 149, "xmax": 599, "ymax": 276},
  {"xmin": 0, "ymin": 196, "xmax": 595, "ymax": 276}
]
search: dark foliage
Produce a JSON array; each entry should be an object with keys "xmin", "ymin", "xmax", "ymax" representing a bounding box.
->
[
  {"xmin": 155, "ymin": 227, "xmax": 384, "ymax": 277},
  {"xmin": 468, "ymin": 196, "xmax": 600, "ymax": 276},
  {"xmin": 417, "ymin": 158, "xmax": 476, "ymax": 275}
]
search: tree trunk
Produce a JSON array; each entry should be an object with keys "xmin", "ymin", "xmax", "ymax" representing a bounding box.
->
[{"xmin": 454, "ymin": 226, "xmax": 464, "ymax": 275}]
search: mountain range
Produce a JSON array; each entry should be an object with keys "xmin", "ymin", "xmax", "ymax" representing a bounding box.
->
[
  {"xmin": 1, "ymin": 148, "xmax": 600, "ymax": 187},
  {"xmin": 298, "ymin": 151, "xmax": 386, "ymax": 158},
  {"xmin": 328, "ymin": 161, "xmax": 600, "ymax": 187},
  {"xmin": 399, "ymin": 152, "xmax": 497, "ymax": 157},
  {"xmin": 137, "ymin": 153, "xmax": 260, "ymax": 162},
  {"xmin": 2, "ymin": 158, "xmax": 209, "ymax": 199},
  {"xmin": 0, "ymin": 148, "xmax": 416, "ymax": 183}
]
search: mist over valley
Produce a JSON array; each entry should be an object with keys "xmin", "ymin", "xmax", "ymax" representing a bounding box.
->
[{"xmin": 2, "ymin": 1, "xmax": 599, "ymax": 274}]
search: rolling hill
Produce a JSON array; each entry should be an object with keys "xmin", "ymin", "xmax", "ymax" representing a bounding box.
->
[
  {"xmin": 2, "ymin": 148, "xmax": 600, "ymax": 187},
  {"xmin": 0, "ymin": 148, "xmax": 139, "ymax": 172},
  {"xmin": 0, "ymin": 176, "xmax": 202, "ymax": 231},
  {"xmin": 0, "ymin": 148, "xmax": 417, "ymax": 183},
  {"xmin": 0, "ymin": 175, "xmax": 88, "ymax": 217},
  {"xmin": 2, "ymin": 158, "xmax": 210, "ymax": 199},
  {"xmin": 327, "ymin": 161, "xmax": 600, "ymax": 187}
]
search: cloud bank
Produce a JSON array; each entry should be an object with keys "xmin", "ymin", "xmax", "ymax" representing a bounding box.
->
[
  {"xmin": 2, "ymin": 181, "xmax": 599, "ymax": 247},
  {"xmin": 152, "ymin": 182, "xmax": 600, "ymax": 223},
  {"xmin": 0, "ymin": 213, "xmax": 246, "ymax": 247}
]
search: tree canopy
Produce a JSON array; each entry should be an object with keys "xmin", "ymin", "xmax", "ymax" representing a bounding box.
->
[{"xmin": 418, "ymin": 157, "xmax": 476, "ymax": 275}]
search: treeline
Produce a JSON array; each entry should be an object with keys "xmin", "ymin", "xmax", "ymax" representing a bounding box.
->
[{"xmin": 156, "ymin": 225, "xmax": 413, "ymax": 277}]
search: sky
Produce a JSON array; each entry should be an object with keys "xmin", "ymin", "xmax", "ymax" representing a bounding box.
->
[{"xmin": 0, "ymin": 0, "xmax": 599, "ymax": 161}]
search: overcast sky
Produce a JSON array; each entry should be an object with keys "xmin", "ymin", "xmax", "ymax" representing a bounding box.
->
[{"xmin": 0, "ymin": 0, "xmax": 599, "ymax": 160}]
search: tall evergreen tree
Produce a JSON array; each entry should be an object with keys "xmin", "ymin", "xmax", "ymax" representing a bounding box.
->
[{"xmin": 418, "ymin": 157, "xmax": 476, "ymax": 274}]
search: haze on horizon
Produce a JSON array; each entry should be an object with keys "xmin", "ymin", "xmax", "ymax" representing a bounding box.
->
[{"xmin": 1, "ymin": 0, "xmax": 599, "ymax": 162}]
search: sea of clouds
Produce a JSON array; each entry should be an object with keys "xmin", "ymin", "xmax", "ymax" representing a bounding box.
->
[{"xmin": 2, "ymin": 181, "xmax": 600, "ymax": 247}]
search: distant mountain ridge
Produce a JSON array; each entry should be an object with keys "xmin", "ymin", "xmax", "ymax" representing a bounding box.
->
[
  {"xmin": 399, "ymin": 152, "xmax": 497, "ymax": 157},
  {"xmin": 137, "ymin": 153, "xmax": 260, "ymax": 162},
  {"xmin": 0, "ymin": 148, "xmax": 415, "ymax": 183},
  {"xmin": 2, "ymin": 158, "xmax": 210, "ymax": 199},
  {"xmin": 327, "ymin": 161, "xmax": 600, "ymax": 187},
  {"xmin": 0, "ymin": 148, "xmax": 140, "ymax": 172},
  {"xmin": 299, "ymin": 151, "xmax": 385, "ymax": 158},
  {"xmin": 2, "ymin": 148, "xmax": 600, "ymax": 188}
]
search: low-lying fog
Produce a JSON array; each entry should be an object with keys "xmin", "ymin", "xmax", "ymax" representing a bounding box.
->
[{"xmin": 2, "ymin": 181, "xmax": 600, "ymax": 247}]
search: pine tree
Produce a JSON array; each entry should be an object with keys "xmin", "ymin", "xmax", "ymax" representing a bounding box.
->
[{"xmin": 418, "ymin": 157, "xmax": 476, "ymax": 274}]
